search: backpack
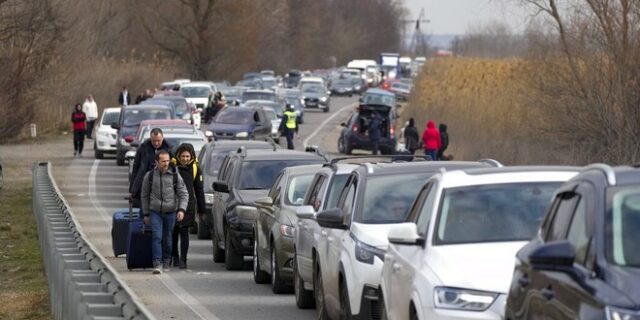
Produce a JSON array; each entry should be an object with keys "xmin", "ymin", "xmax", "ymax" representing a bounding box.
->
[{"xmin": 147, "ymin": 168, "xmax": 178, "ymax": 194}]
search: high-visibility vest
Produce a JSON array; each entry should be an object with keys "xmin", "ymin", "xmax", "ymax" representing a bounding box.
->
[{"xmin": 284, "ymin": 111, "xmax": 297, "ymax": 129}]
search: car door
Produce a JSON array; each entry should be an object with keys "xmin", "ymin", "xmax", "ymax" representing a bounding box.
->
[
  {"xmin": 540, "ymin": 183, "xmax": 602, "ymax": 320},
  {"xmin": 215, "ymin": 158, "xmax": 237, "ymax": 246},
  {"xmin": 298, "ymin": 174, "xmax": 327, "ymax": 267},
  {"xmin": 258, "ymin": 172, "xmax": 283, "ymax": 268},
  {"xmin": 324, "ymin": 176, "xmax": 357, "ymax": 316}
]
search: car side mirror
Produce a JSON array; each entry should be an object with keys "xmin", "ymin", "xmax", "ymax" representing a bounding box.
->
[
  {"xmin": 340, "ymin": 122, "xmax": 347, "ymax": 127},
  {"xmin": 326, "ymin": 91, "xmax": 331, "ymax": 96},
  {"xmin": 316, "ymin": 208, "xmax": 348, "ymax": 229},
  {"xmin": 130, "ymin": 141, "xmax": 140, "ymax": 148},
  {"xmin": 388, "ymin": 223, "xmax": 423, "ymax": 246},
  {"xmin": 254, "ymin": 196, "xmax": 273, "ymax": 207},
  {"xmin": 295, "ymin": 205, "xmax": 315, "ymax": 220},
  {"xmin": 529, "ymin": 240, "xmax": 575, "ymax": 270},
  {"xmin": 110, "ymin": 122, "xmax": 120, "ymax": 130},
  {"xmin": 212, "ymin": 181, "xmax": 229, "ymax": 193}
]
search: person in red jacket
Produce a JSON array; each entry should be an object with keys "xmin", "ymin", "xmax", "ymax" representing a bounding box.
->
[
  {"xmin": 421, "ymin": 120, "xmax": 441, "ymax": 160},
  {"xmin": 71, "ymin": 103, "xmax": 87, "ymax": 157}
]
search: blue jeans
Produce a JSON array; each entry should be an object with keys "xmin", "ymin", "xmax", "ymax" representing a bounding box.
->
[
  {"xmin": 285, "ymin": 130, "xmax": 295, "ymax": 150},
  {"xmin": 150, "ymin": 210, "xmax": 176, "ymax": 266},
  {"xmin": 426, "ymin": 149, "xmax": 437, "ymax": 161}
]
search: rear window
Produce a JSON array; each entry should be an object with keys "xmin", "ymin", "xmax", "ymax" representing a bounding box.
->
[
  {"xmin": 362, "ymin": 93, "xmax": 396, "ymax": 107},
  {"xmin": 123, "ymin": 109, "xmax": 171, "ymax": 126},
  {"xmin": 242, "ymin": 91, "xmax": 275, "ymax": 102},
  {"xmin": 102, "ymin": 111, "xmax": 120, "ymax": 125},
  {"xmin": 357, "ymin": 173, "xmax": 430, "ymax": 224},
  {"xmin": 181, "ymin": 87, "xmax": 210, "ymax": 97},
  {"xmin": 239, "ymin": 160, "xmax": 322, "ymax": 190},
  {"xmin": 435, "ymin": 182, "xmax": 560, "ymax": 245},
  {"xmin": 215, "ymin": 109, "xmax": 254, "ymax": 124}
]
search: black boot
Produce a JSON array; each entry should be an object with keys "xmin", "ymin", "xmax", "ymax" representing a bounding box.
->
[
  {"xmin": 172, "ymin": 255, "xmax": 180, "ymax": 267},
  {"xmin": 179, "ymin": 258, "xmax": 187, "ymax": 269}
]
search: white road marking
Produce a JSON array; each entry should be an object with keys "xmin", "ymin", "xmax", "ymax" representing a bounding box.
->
[
  {"xmin": 88, "ymin": 159, "xmax": 218, "ymax": 320},
  {"xmin": 302, "ymin": 102, "xmax": 356, "ymax": 148}
]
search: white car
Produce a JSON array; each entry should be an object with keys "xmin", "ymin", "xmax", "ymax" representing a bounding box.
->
[
  {"xmin": 94, "ymin": 107, "xmax": 121, "ymax": 159},
  {"xmin": 180, "ymin": 82, "xmax": 216, "ymax": 129},
  {"xmin": 380, "ymin": 166, "xmax": 580, "ymax": 320},
  {"xmin": 313, "ymin": 161, "xmax": 493, "ymax": 320},
  {"xmin": 293, "ymin": 162, "xmax": 357, "ymax": 309},
  {"xmin": 261, "ymin": 106, "xmax": 282, "ymax": 144}
]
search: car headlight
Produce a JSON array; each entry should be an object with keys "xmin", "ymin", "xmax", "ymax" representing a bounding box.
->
[
  {"xmin": 279, "ymin": 224, "xmax": 295, "ymax": 238},
  {"xmin": 320, "ymin": 96, "xmax": 327, "ymax": 102},
  {"xmin": 354, "ymin": 85, "xmax": 361, "ymax": 90},
  {"xmin": 434, "ymin": 287, "xmax": 498, "ymax": 311},
  {"xmin": 352, "ymin": 235, "xmax": 385, "ymax": 264},
  {"xmin": 235, "ymin": 205, "xmax": 257, "ymax": 220},
  {"xmin": 205, "ymin": 193, "xmax": 214, "ymax": 205},
  {"xmin": 235, "ymin": 131, "xmax": 248, "ymax": 138},
  {"xmin": 607, "ymin": 306, "xmax": 640, "ymax": 320}
]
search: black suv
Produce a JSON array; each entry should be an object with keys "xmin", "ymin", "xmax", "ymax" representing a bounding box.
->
[
  {"xmin": 211, "ymin": 148, "xmax": 326, "ymax": 270},
  {"xmin": 195, "ymin": 140, "xmax": 276, "ymax": 239},
  {"xmin": 338, "ymin": 103, "xmax": 396, "ymax": 155},
  {"xmin": 506, "ymin": 164, "xmax": 640, "ymax": 320}
]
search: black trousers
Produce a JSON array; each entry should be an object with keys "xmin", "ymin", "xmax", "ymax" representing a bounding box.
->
[
  {"xmin": 172, "ymin": 224, "xmax": 190, "ymax": 261},
  {"xmin": 86, "ymin": 120, "xmax": 95, "ymax": 138},
  {"xmin": 73, "ymin": 130, "xmax": 85, "ymax": 154}
]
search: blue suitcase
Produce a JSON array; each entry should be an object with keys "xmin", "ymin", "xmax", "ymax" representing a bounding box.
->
[
  {"xmin": 111, "ymin": 201, "xmax": 141, "ymax": 257},
  {"xmin": 126, "ymin": 220, "xmax": 154, "ymax": 270}
]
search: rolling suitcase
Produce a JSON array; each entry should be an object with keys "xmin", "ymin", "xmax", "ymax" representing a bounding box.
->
[
  {"xmin": 126, "ymin": 220, "xmax": 154, "ymax": 270},
  {"xmin": 111, "ymin": 199, "xmax": 141, "ymax": 257}
]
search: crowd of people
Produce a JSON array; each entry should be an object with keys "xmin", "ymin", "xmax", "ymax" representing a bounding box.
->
[{"xmin": 396, "ymin": 118, "xmax": 450, "ymax": 160}]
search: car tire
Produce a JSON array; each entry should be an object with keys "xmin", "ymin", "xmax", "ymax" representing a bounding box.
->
[
  {"xmin": 323, "ymin": 107, "xmax": 329, "ymax": 113},
  {"xmin": 224, "ymin": 228, "xmax": 243, "ymax": 270},
  {"xmin": 409, "ymin": 303, "xmax": 418, "ymax": 320},
  {"xmin": 314, "ymin": 264, "xmax": 329, "ymax": 320},
  {"xmin": 197, "ymin": 215, "xmax": 210, "ymax": 239},
  {"xmin": 338, "ymin": 137, "xmax": 351, "ymax": 155},
  {"xmin": 340, "ymin": 276, "xmax": 353, "ymax": 320},
  {"xmin": 253, "ymin": 236, "xmax": 269, "ymax": 284},
  {"xmin": 294, "ymin": 253, "xmax": 315, "ymax": 309},
  {"xmin": 212, "ymin": 232, "xmax": 225, "ymax": 263},
  {"xmin": 271, "ymin": 246, "xmax": 291, "ymax": 293}
]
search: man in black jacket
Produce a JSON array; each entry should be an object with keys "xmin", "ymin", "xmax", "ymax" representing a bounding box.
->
[
  {"xmin": 129, "ymin": 128, "xmax": 173, "ymax": 208},
  {"xmin": 437, "ymin": 123, "xmax": 449, "ymax": 160},
  {"xmin": 118, "ymin": 85, "xmax": 131, "ymax": 107}
]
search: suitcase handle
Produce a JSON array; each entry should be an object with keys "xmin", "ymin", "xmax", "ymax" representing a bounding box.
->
[{"xmin": 123, "ymin": 196, "xmax": 134, "ymax": 220}]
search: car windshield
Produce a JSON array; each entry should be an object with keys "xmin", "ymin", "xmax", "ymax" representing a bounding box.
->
[
  {"xmin": 243, "ymin": 91, "xmax": 274, "ymax": 102},
  {"xmin": 358, "ymin": 173, "xmax": 430, "ymax": 224},
  {"xmin": 332, "ymin": 80, "xmax": 351, "ymax": 87},
  {"xmin": 435, "ymin": 182, "xmax": 560, "ymax": 245},
  {"xmin": 239, "ymin": 160, "xmax": 322, "ymax": 190},
  {"xmin": 215, "ymin": 109, "xmax": 254, "ymax": 124},
  {"xmin": 123, "ymin": 109, "xmax": 171, "ymax": 126},
  {"xmin": 181, "ymin": 87, "xmax": 210, "ymax": 97},
  {"xmin": 285, "ymin": 174, "xmax": 315, "ymax": 205},
  {"xmin": 609, "ymin": 188, "xmax": 640, "ymax": 267},
  {"xmin": 102, "ymin": 111, "xmax": 120, "ymax": 125},
  {"xmin": 363, "ymin": 93, "xmax": 396, "ymax": 107},
  {"xmin": 302, "ymin": 85, "xmax": 324, "ymax": 93}
]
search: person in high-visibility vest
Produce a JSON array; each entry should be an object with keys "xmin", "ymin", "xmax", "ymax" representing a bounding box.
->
[{"xmin": 279, "ymin": 104, "xmax": 299, "ymax": 150}]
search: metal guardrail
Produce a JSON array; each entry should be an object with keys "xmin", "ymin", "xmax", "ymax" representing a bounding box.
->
[{"xmin": 32, "ymin": 162, "xmax": 155, "ymax": 320}]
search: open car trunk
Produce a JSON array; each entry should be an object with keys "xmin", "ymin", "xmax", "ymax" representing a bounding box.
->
[{"xmin": 355, "ymin": 104, "xmax": 392, "ymax": 138}]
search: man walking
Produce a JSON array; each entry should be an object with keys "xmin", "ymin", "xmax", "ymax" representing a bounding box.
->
[
  {"xmin": 141, "ymin": 150, "xmax": 189, "ymax": 274},
  {"xmin": 118, "ymin": 86, "xmax": 131, "ymax": 107},
  {"xmin": 280, "ymin": 104, "xmax": 299, "ymax": 150},
  {"xmin": 82, "ymin": 95, "xmax": 98, "ymax": 139},
  {"xmin": 130, "ymin": 128, "xmax": 173, "ymax": 208}
]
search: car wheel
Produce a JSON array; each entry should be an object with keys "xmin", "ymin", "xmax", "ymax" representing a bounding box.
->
[
  {"xmin": 323, "ymin": 107, "xmax": 329, "ymax": 113},
  {"xmin": 212, "ymin": 231, "xmax": 225, "ymax": 263},
  {"xmin": 253, "ymin": 235, "xmax": 269, "ymax": 284},
  {"xmin": 337, "ymin": 137, "xmax": 346, "ymax": 154},
  {"xmin": 340, "ymin": 277, "xmax": 353, "ymax": 320},
  {"xmin": 294, "ymin": 253, "xmax": 315, "ymax": 309},
  {"xmin": 271, "ymin": 245, "xmax": 291, "ymax": 293},
  {"xmin": 94, "ymin": 149, "xmax": 103, "ymax": 159},
  {"xmin": 197, "ymin": 215, "xmax": 210, "ymax": 239},
  {"xmin": 409, "ymin": 303, "xmax": 418, "ymax": 320},
  {"xmin": 314, "ymin": 264, "xmax": 329, "ymax": 320},
  {"xmin": 224, "ymin": 228, "xmax": 243, "ymax": 270}
]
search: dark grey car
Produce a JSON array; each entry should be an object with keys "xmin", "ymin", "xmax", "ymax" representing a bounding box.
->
[
  {"xmin": 301, "ymin": 85, "xmax": 330, "ymax": 113},
  {"xmin": 207, "ymin": 106, "xmax": 272, "ymax": 141}
]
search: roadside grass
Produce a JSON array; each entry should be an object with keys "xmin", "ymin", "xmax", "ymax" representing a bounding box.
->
[
  {"xmin": 0, "ymin": 146, "xmax": 52, "ymax": 319},
  {"xmin": 403, "ymin": 57, "xmax": 573, "ymax": 165}
]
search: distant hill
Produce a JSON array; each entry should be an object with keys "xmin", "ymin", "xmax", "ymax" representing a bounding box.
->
[{"xmin": 403, "ymin": 34, "xmax": 462, "ymax": 50}]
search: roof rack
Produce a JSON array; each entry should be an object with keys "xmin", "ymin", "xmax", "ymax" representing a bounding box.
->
[
  {"xmin": 324, "ymin": 155, "xmax": 431, "ymax": 167},
  {"xmin": 305, "ymin": 145, "xmax": 330, "ymax": 162},
  {"xmin": 267, "ymin": 137, "xmax": 279, "ymax": 151},
  {"xmin": 237, "ymin": 146, "xmax": 247, "ymax": 157},
  {"xmin": 585, "ymin": 163, "xmax": 616, "ymax": 186},
  {"xmin": 477, "ymin": 158, "xmax": 503, "ymax": 167}
]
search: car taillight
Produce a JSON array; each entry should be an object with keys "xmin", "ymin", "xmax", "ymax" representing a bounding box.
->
[
  {"xmin": 352, "ymin": 125, "xmax": 358, "ymax": 133},
  {"xmin": 124, "ymin": 135, "xmax": 134, "ymax": 143},
  {"xmin": 390, "ymin": 127, "xmax": 395, "ymax": 137}
]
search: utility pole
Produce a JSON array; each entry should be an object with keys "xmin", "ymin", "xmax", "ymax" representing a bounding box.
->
[{"xmin": 402, "ymin": 8, "xmax": 430, "ymax": 56}]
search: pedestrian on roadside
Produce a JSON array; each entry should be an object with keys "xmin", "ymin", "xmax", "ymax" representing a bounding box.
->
[
  {"xmin": 280, "ymin": 104, "xmax": 299, "ymax": 150},
  {"xmin": 82, "ymin": 95, "xmax": 98, "ymax": 139},
  {"xmin": 421, "ymin": 120, "xmax": 441, "ymax": 160},
  {"xmin": 71, "ymin": 103, "xmax": 87, "ymax": 157},
  {"xmin": 141, "ymin": 150, "xmax": 188, "ymax": 274},
  {"xmin": 171, "ymin": 143, "xmax": 205, "ymax": 269},
  {"xmin": 437, "ymin": 123, "xmax": 449, "ymax": 160},
  {"xmin": 404, "ymin": 118, "xmax": 421, "ymax": 155},
  {"xmin": 368, "ymin": 112, "xmax": 382, "ymax": 155},
  {"xmin": 135, "ymin": 91, "xmax": 146, "ymax": 104},
  {"xmin": 118, "ymin": 85, "xmax": 131, "ymax": 107},
  {"xmin": 130, "ymin": 128, "xmax": 173, "ymax": 209}
]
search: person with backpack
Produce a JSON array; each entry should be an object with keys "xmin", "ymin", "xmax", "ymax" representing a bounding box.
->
[
  {"xmin": 130, "ymin": 128, "xmax": 173, "ymax": 208},
  {"xmin": 141, "ymin": 149, "xmax": 189, "ymax": 274},
  {"xmin": 71, "ymin": 103, "xmax": 87, "ymax": 157},
  {"xmin": 421, "ymin": 120, "xmax": 441, "ymax": 160},
  {"xmin": 437, "ymin": 123, "xmax": 449, "ymax": 160},
  {"xmin": 170, "ymin": 143, "xmax": 206, "ymax": 269},
  {"xmin": 404, "ymin": 118, "xmax": 420, "ymax": 154}
]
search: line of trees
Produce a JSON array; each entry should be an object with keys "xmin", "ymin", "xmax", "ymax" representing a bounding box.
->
[{"xmin": 0, "ymin": 0, "xmax": 406, "ymax": 142}]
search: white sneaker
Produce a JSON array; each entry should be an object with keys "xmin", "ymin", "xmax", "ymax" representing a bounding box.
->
[{"xmin": 152, "ymin": 267, "xmax": 162, "ymax": 274}]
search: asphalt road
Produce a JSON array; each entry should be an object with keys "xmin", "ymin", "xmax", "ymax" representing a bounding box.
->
[{"xmin": 51, "ymin": 96, "xmax": 357, "ymax": 320}]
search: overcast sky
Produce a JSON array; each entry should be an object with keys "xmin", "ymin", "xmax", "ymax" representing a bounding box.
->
[{"xmin": 403, "ymin": 0, "xmax": 530, "ymax": 35}]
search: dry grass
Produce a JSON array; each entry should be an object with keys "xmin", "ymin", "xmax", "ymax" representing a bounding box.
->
[{"xmin": 403, "ymin": 57, "xmax": 574, "ymax": 165}]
